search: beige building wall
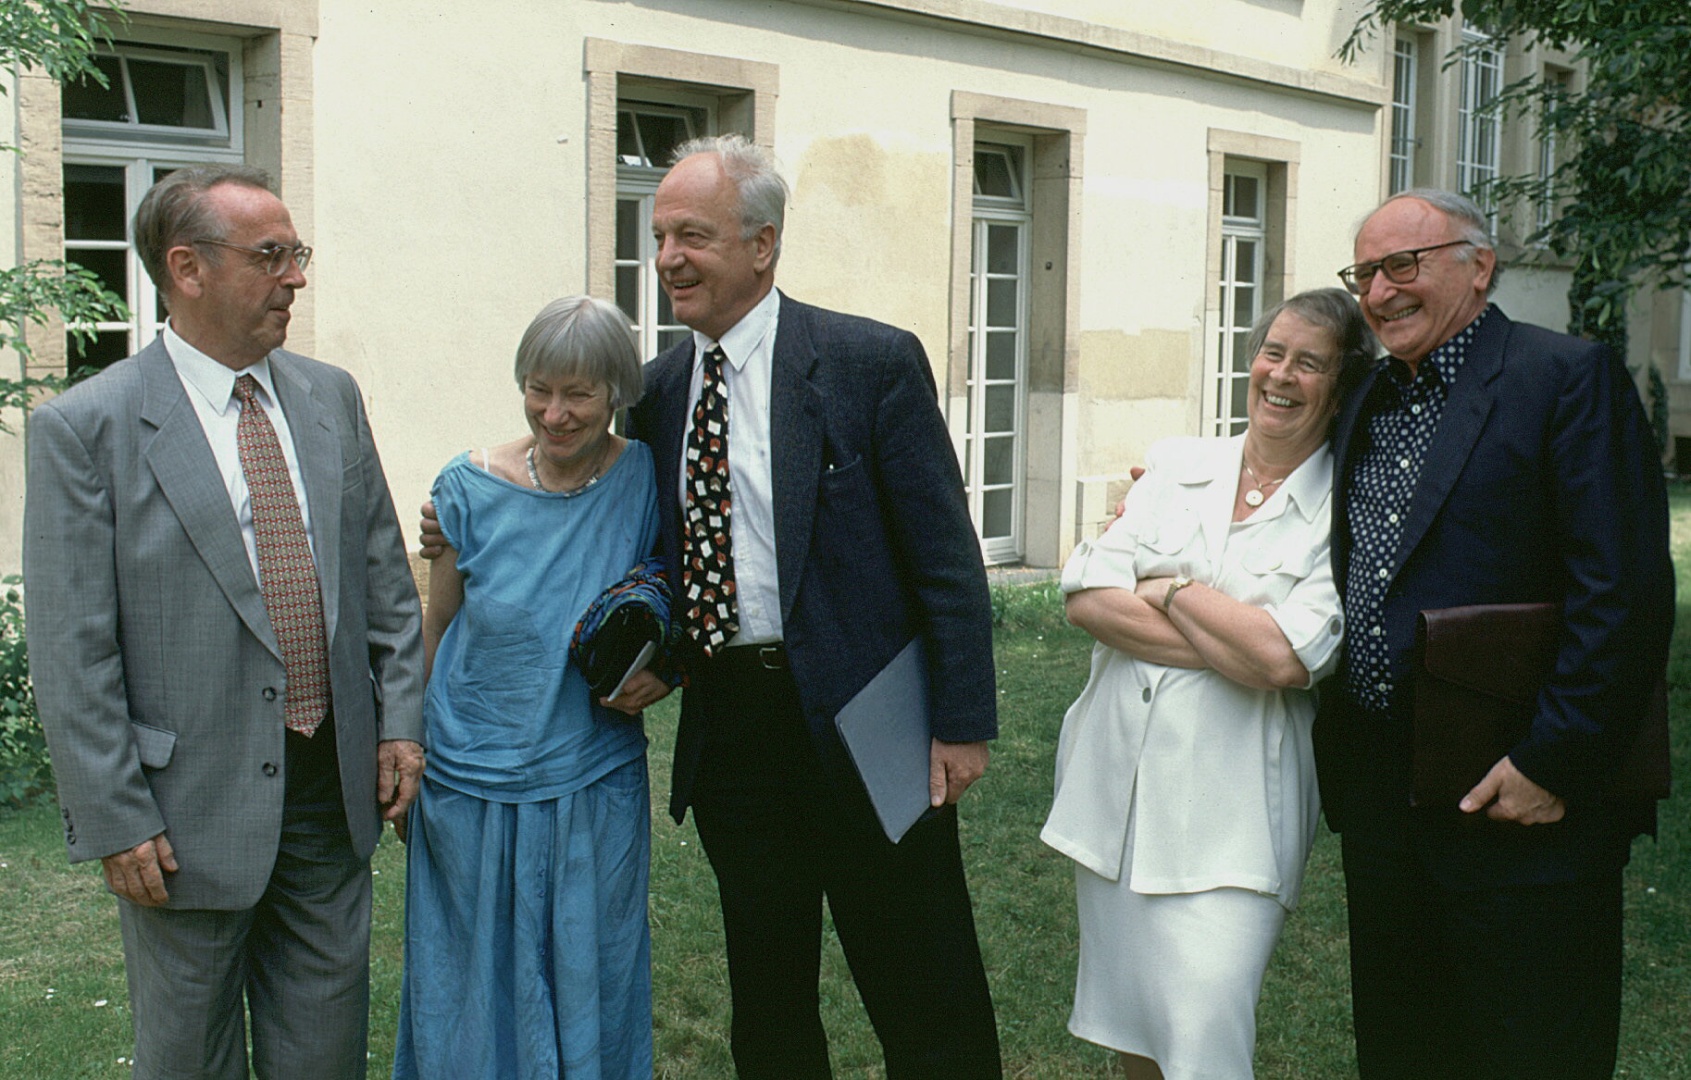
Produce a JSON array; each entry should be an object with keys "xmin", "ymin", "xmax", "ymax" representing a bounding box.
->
[{"xmin": 3, "ymin": 0, "xmax": 1399, "ymax": 570}]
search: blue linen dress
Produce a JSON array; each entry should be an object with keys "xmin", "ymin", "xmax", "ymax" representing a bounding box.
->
[{"xmin": 393, "ymin": 441, "xmax": 658, "ymax": 1080}]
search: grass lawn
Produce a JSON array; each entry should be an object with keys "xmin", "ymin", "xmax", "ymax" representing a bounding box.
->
[{"xmin": 4, "ymin": 489, "xmax": 1690, "ymax": 1077}]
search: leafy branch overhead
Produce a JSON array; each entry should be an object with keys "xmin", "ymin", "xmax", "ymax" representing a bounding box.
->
[{"xmin": 1344, "ymin": 1, "xmax": 1691, "ymax": 333}]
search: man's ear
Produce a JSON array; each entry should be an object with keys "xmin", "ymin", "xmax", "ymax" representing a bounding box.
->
[
  {"xmin": 1472, "ymin": 245, "xmax": 1498, "ymax": 294},
  {"xmin": 164, "ymin": 244, "xmax": 205, "ymax": 301},
  {"xmin": 751, "ymin": 224, "xmax": 777, "ymax": 274}
]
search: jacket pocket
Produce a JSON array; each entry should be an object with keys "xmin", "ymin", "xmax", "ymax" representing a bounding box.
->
[{"xmin": 130, "ymin": 721, "xmax": 178, "ymax": 769}]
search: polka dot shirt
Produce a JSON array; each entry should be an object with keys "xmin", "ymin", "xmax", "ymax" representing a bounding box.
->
[{"xmin": 1342, "ymin": 309, "xmax": 1489, "ymax": 712}]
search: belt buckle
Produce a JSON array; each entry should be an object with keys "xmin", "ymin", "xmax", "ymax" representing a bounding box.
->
[{"xmin": 757, "ymin": 645, "xmax": 784, "ymax": 669}]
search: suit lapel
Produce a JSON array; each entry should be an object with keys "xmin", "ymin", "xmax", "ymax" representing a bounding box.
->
[
  {"xmin": 1331, "ymin": 361, "xmax": 1384, "ymax": 595},
  {"xmin": 138, "ymin": 342, "xmax": 281, "ymax": 661},
  {"xmin": 769, "ymin": 297, "xmax": 826, "ymax": 624},
  {"xmin": 271, "ymin": 354, "xmax": 344, "ymax": 643},
  {"xmin": 1392, "ymin": 307, "xmax": 1510, "ymax": 569},
  {"xmin": 643, "ymin": 340, "xmax": 697, "ymax": 574}
]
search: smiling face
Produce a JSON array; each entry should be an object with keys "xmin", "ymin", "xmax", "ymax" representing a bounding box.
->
[
  {"xmin": 650, "ymin": 152, "xmax": 776, "ymax": 342},
  {"xmin": 525, "ymin": 372, "xmax": 613, "ymax": 473},
  {"xmin": 1246, "ymin": 310, "xmax": 1343, "ymax": 460},
  {"xmin": 167, "ymin": 182, "xmax": 306, "ymax": 370},
  {"xmin": 1353, "ymin": 197, "xmax": 1494, "ymax": 369}
]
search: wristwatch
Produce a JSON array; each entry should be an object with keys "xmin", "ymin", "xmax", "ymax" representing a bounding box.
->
[{"xmin": 1164, "ymin": 574, "xmax": 1194, "ymax": 612}]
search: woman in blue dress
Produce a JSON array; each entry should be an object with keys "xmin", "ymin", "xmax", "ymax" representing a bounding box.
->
[{"xmin": 394, "ymin": 296, "xmax": 671, "ymax": 1079}]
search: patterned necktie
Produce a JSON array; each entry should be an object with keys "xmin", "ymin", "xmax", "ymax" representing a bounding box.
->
[
  {"xmin": 682, "ymin": 345, "xmax": 738, "ymax": 656},
  {"xmin": 234, "ymin": 374, "xmax": 330, "ymax": 736}
]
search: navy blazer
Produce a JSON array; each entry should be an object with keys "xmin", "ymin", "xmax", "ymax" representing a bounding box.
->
[
  {"xmin": 1315, "ymin": 306, "xmax": 1673, "ymax": 883},
  {"xmin": 629, "ymin": 294, "xmax": 998, "ymax": 821}
]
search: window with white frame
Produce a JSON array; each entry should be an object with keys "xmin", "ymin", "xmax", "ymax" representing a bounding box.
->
[
  {"xmin": 965, "ymin": 139, "xmax": 1031, "ymax": 564},
  {"xmin": 1457, "ymin": 28, "xmax": 1504, "ymax": 215},
  {"xmin": 60, "ymin": 31, "xmax": 243, "ymax": 372},
  {"xmin": 1390, "ymin": 37, "xmax": 1419, "ymax": 194},
  {"xmin": 1536, "ymin": 66, "xmax": 1572, "ymax": 237},
  {"xmin": 1214, "ymin": 161, "xmax": 1267, "ymax": 437},
  {"xmin": 615, "ymin": 95, "xmax": 711, "ymax": 360}
]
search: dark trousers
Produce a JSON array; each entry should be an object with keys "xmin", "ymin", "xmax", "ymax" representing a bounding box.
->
[
  {"xmin": 1341, "ymin": 832, "xmax": 1623, "ymax": 1080},
  {"xmin": 686, "ymin": 650, "xmax": 1001, "ymax": 1080}
]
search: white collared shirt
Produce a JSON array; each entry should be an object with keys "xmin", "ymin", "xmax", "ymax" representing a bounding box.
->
[
  {"xmin": 163, "ymin": 323, "xmax": 316, "ymax": 580},
  {"xmin": 680, "ymin": 288, "xmax": 781, "ymax": 645}
]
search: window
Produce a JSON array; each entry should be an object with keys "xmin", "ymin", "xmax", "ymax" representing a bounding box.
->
[
  {"xmin": 1389, "ymin": 37, "xmax": 1419, "ymax": 194},
  {"xmin": 1215, "ymin": 162, "xmax": 1267, "ymax": 437},
  {"xmin": 1536, "ymin": 66, "xmax": 1572, "ymax": 237},
  {"xmin": 964, "ymin": 141, "xmax": 1031, "ymax": 564},
  {"xmin": 614, "ymin": 97, "xmax": 710, "ymax": 361},
  {"xmin": 1679, "ymin": 288, "xmax": 1691, "ymax": 383},
  {"xmin": 59, "ymin": 34, "xmax": 243, "ymax": 373},
  {"xmin": 1457, "ymin": 29, "xmax": 1504, "ymax": 215}
]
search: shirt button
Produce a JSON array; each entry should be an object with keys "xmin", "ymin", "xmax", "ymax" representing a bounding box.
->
[
  {"xmin": 1378, "ymin": 567, "xmax": 1390, "ymax": 580},
  {"xmin": 1376, "ymin": 681, "xmax": 1389, "ymax": 693},
  {"xmin": 1399, "ymin": 458, "xmax": 1411, "ymax": 469},
  {"xmin": 1411, "ymin": 404, "xmax": 1422, "ymax": 414},
  {"xmin": 1141, "ymin": 687, "xmax": 1152, "ymax": 703},
  {"xmin": 1388, "ymin": 513, "xmax": 1399, "ymax": 524},
  {"xmin": 1371, "ymin": 626, "xmax": 1382, "ymax": 637}
]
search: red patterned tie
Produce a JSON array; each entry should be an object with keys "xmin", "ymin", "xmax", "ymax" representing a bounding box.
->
[
  {"xmin": 682, "ymin": 345, "xmax": 738, "ymax": 656},
  {"xmin": 234, "ymin": 374, "xmax": 330, "ymax": 736}
]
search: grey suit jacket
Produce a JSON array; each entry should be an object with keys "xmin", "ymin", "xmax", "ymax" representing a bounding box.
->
[{"xmin": 23, "ymin": 338, "xmax": 424, "ymax": 909}]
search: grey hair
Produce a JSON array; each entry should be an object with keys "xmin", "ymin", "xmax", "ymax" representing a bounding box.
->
[
  {"xmin": 1245, "ymin": 286, "xmax": 1379, "ymax": 400},
  {"xmin": 134, "ymin": 164, "xmax": 275, "ymax": 304},
  {"xmin": 671, "ymin": 133, "xmax": 788, "ymax": 265},
  {"xmin": 513, "ymin": 296, "xmax": 644, "ymax": 410},
  {"xmin": 1380, "ymin": 187, "xmax": 1505, "ymax": 294}
]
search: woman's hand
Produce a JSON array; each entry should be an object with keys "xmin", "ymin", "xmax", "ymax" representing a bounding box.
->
[{"xmin": 600, "ymin": 667, "xmax": 672, "ymax": 716}]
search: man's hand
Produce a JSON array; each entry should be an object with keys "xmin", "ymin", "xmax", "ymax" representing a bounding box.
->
[
  {"xmin": 378, "ymin": 739, "xmax": 426, "ymax": 838},
  {"xmin": 417, "ymin": 499, "xmax": 445, "ymax": 559},
  {"xmin": 929, "ymin": 739, "xmax": 990, "ymax": 807},
  {"xmin": 102, "ymin": 833, "xmax": 177, "ymax": 907},
  {"xmin": 1460, "ymin": 755, "xmax": 1566, "ymax": 825},
  {"xmin": 599, "ymin": 667, "xmax": 673, "ymax": 716}
]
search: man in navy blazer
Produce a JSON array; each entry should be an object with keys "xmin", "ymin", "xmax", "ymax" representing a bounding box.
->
[
  {"xmin": 626, "ymin": 135, "xmax": 1001, "ymax": 1077},
  {"xmin": 1317, "ymin": 189, "xmax": 1672, "ymax": 1078}
]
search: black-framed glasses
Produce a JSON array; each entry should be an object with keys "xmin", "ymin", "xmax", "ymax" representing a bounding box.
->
[
  {"xmin": 192, "ymin": 238, "xmax": 312, "ymax": 276},
  {"xmin": 1337, "ymin": 239, "xmax": 1471, "ymax": 295}
]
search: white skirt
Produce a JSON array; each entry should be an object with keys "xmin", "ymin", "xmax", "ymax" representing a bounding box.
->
[{"xmin": 1069, "ymin": 864, "xmax": 1287, "ymax": 1080}]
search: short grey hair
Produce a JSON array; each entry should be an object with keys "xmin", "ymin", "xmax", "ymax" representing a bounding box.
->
[
  {"xmin": 134, "ymin": 164, "xmax": 275, "ymax": 304},
  {"xmin": 1379, "ymin": 187, "xmax": 1505, "ymax": 294},
  {"xmin": 671, "ymin": 133, "xmax": 788, "ymax": 265},
  {"xmin": 513, "ymin": 296, "xmax": 644, "ymax": 410},
  {"xmin": 1245, "ymin": 286, "xmax": 1379, "ymax": 400}
]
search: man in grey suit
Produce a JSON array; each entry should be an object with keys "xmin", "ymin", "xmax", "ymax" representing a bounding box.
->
[{"xmin": 24, "ymin": 165, "xmax": 424, "ymax": 1079}]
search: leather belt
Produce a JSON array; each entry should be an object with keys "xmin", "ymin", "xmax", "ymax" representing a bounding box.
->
[{"xmin": 718, "ymin": 643, "xmax": 788, "ymax": 670}]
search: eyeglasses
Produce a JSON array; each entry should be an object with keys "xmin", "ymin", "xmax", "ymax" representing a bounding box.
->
[
  {"xmin": 1337, "ymin": 239, "xmax": 1471, "ymax": 295},
  {"xmin": 192, "ymin": 239, "xmax": 312, "ymax": 276}
]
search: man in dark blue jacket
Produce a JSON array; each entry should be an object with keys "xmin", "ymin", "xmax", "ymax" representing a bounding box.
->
[{"xmin": 1318, "ymin": 188, "xmax": 1673, "ymax": 1079}]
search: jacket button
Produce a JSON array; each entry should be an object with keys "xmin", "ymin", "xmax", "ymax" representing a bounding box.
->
[
  {"xmin": 262, "ymin": 762, "xmax": 278, "ymax": 777},
  {"xmin": 262, "ymin": 687, "xmax": 278, "ymax": 702}
]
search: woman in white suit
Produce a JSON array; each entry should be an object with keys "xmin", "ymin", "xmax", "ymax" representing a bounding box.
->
[{"xmin": 1042, "ymin": 288, "xmax": 1374, "ymax": 1080}]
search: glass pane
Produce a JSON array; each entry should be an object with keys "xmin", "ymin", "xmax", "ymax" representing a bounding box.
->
[
  {"xmin": 986, "ymin": 279, "xmax": 1017, "ymax": 329},
  {"xmin": 66, "ymin": 329, "xmax": 130, "ymax": 373},
  {"xmin": 657, "ymin": 328, "xmax": 689, "ymax": 354},
  {"xmin": 982, "ymin": 489, "xmax": 1012, "ymax": 540},
  {"xmin": 984, "ymin": 385, "xmax": 1014, "ymax": 432},
  {"xmin": 1232, "ymin": 330, "xmax": 1252, "ymax": 372},
  {"xmin": 657, "ymin": 285, "xmax": 676, "ymax": 325},
  {"xmin": 129, "ymin": 59, "xmax": 214, "ymax": 129},
  {"xmin": 1231, "ymin": 175, "xmax": 1259, "ymax": 219},
  {"xmin": 1232, "ymin": 283, "xmax": 1256, "ymax": 328},
  {"xmin": 636, "ymin": 112, "xmax": 692, "ymax": 170},
  {"xmin": 615, "ymin": 266, "xmax": 640, "ymax": 324},
  {"xmin": 985, "ymin": 331, "xmax": 1016, "ymax": 381},
  {"xmin": 617, "ymin": 110, "xmax": 643, "ymax": 165},
  {"xmin": 987, "ymin": 224, "xmax": 1018, "ymax": 275},
  {"xmin": 61, "ymin": 56, "xmax": 127, "ymax": 122},
  {"xmin": 983, "ymin": 436, "xmax": 1013, "ymax": 486},
  {"xmin": 64, "ymin": 164, "xmax": 128, "ymax": 241},
  {"xmin": 616, "ymin": 199, "xmax": 641, "ymax": 260},
  {"xmin": 974, "ymin": 149, "xmax": 1014, "ymax": 198},
  {"xmin": 1230, "ymin": 373, "xmax": 1250, "ymax": 421},
  {"xmin": 66, "ymin": 247, "xmax": 127, "ymax": 299}
]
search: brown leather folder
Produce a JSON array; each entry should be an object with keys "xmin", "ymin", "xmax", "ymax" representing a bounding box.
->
[{"xmin": 1411, "ymin": 603, "xmax": 1671, "ymax": 809}]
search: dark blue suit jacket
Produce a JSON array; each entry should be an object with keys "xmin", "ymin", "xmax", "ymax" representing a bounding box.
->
[
  {"xmin": 628, "ymin": 294, "xmax": 998, "ymax": 822},
  {"xmin": 1315, "ymin": 306, "xmax": 1673, "ymax": 885}
]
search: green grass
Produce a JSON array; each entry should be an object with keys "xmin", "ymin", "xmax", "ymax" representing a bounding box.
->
[{"xmin": 4, "ymin": 490, "xmax": 1691, "ymax": 1077}]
